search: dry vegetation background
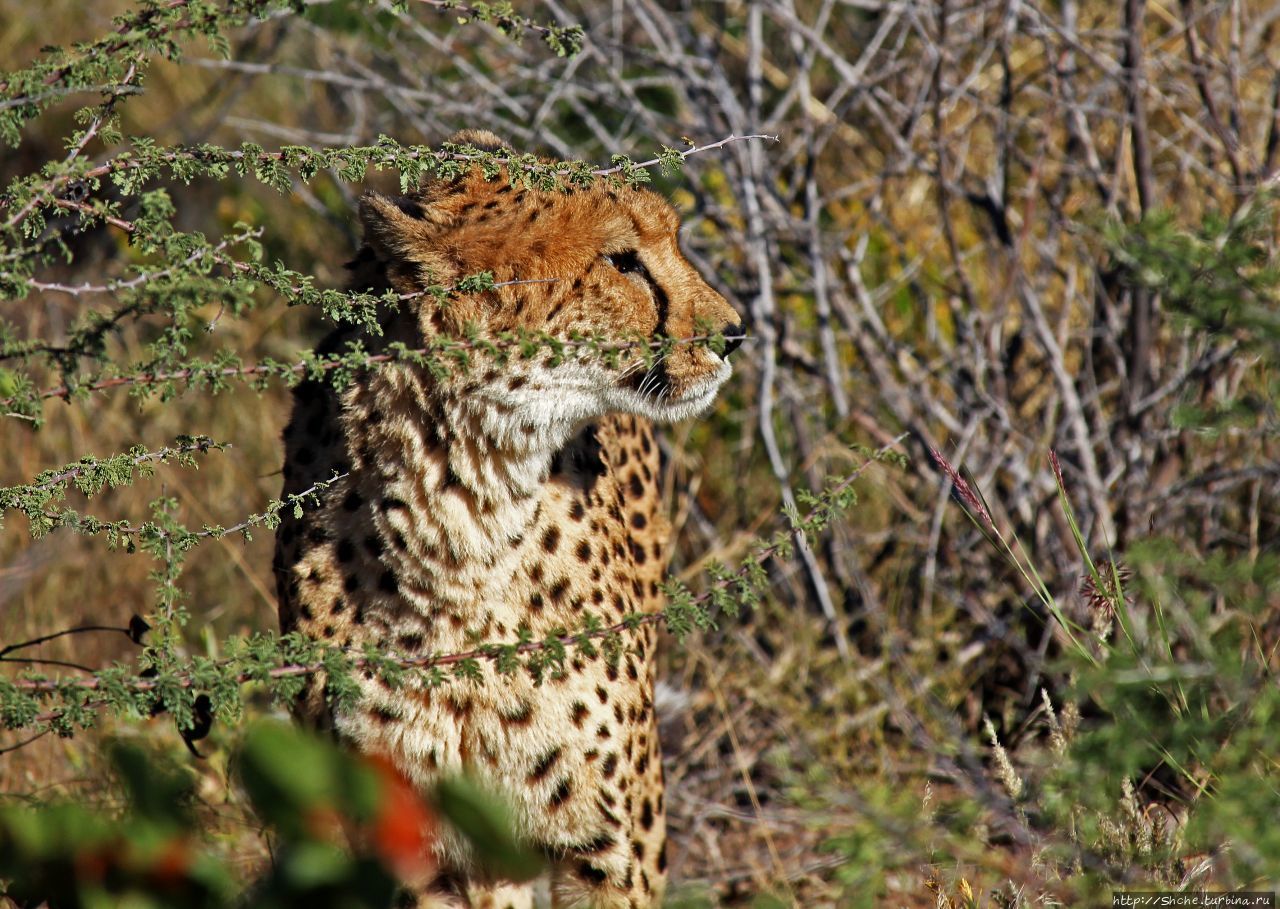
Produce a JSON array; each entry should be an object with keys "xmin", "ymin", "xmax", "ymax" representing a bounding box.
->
[{"xmin": 2, "ymin": 0, "xmax": 1279, "ymax": 905}]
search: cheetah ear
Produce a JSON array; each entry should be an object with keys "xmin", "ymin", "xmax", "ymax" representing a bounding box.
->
[
  {"xmin": 358, "ymin": 191, "xmax": 427, "ymax": 258},
  {"xmin": 443, "ymin": 129, "xmax": 508, "ymax": 155},
  {"xmin": 358, "ymin": 191, "xmax": 456, "ymax": 284}
]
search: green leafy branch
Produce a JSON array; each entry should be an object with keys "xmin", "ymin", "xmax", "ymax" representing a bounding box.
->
[
  {"xmin": 3, "ymin": 133, "xmax": 775, "ymax": 243},
  {"xmin": 419, "ymin": 0, "xmax": 584, "ymax": 56},
  {"xmin": 0, "ymin": 436, "xmax": 225, "ymax": 536},
  {"xmin": 0, "ymin": 225, "xmax": 265, "ymax": 376},
  {"xmin": 1, "ymin": 329, "xmax": 746, "ymax": 426},
  {"xmin": 0, "ymin": 438, "xmax": 906, "ymax": 741},
  {"xmin": 1, "ymin": 132, "xmax": 773, "ymax": 428},
  {"xmin": 0, "ymin": 0, "xmax": 583, "ymax": 147}
]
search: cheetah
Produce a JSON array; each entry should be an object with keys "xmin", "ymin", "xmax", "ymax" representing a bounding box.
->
[{"xmin": 273, "ymin": 131, "xmax": 743, "ymax": 908}]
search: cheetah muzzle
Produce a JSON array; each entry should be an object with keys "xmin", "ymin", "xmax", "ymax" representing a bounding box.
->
[{"xmin": 274, "ymin": 130, "xmax": 743, "ymax": 909}]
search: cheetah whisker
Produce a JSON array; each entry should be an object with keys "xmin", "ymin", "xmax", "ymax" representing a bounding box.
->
[{"xmin": 638, "ymin": 354, "xmax": 671, "ymax": 402}]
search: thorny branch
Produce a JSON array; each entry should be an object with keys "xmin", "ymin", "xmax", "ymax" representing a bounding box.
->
[{"xmin": 7, "ymin": 438, "xmax": 906, "ymax": 718}]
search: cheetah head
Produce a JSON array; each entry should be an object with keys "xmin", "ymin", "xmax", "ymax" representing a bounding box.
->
[{"xmin": 355, "ymin": 132, "xmax": 744, "ymax": 441}]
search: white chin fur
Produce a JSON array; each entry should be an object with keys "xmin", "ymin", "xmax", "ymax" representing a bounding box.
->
[
  {"xmin": 605, "ymin": 359, "xmax": 732, "ymax": 424},
  {"xmin": 481, "ymin": 359, "xmax": 732, "ymax": 444}
]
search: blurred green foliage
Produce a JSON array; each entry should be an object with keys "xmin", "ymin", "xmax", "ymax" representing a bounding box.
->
[{"xmin": 0, "ymin": 722, "xmax": 544, "ymax": 907}]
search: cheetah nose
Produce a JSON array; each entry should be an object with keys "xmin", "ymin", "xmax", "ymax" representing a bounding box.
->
[{"xmin": 721, "ymin": 321, "xmax": 747, "ymax": 357}]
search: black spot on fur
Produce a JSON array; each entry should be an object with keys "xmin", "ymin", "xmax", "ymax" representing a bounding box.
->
[
  {"xmin": 397, "ymin": 632, "xmax": 424, "ymax": 652},
  {"xmin": 572, "ymin": 833, "xmax": 615, "ymax": 856},
  {"xmin": 503, "ymin": 700, "xmax": 534, "ymax": 726},
  {"xmin": 529, "ymin": 747, "xmax": 563, "ymax": 782},
  {"xmin": 598, "ymin": 801, "xmax": 622, "ymax": 828},
  {"xmin": 549, "ymin": 778, "xmax": 573, "ymax": 809},
  {"xmin": 444, "ymin": 695, "xmax": 472, "ymax": 718}
]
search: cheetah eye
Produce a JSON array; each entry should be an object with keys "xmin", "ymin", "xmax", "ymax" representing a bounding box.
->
[{"xmin": 604, "ymin": 250, "xmax": 644, "ymax": 275}]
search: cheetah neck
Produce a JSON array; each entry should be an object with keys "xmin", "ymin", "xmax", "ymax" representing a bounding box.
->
[{"xmin": 364, "ymin": 379, "xmax": 585, "ymax": 618}]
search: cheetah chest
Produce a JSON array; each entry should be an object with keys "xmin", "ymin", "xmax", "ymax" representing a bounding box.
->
[{"xmin": 280, "ymin": 412, "xmax": 670, "ymax": 862}]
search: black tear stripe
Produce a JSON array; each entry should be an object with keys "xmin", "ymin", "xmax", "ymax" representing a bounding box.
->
[
  {"xmin": 624, "ymin": 255, "xmax": 668, "ymax": 335},
  {"xmin": 634, "ymin": 262, "xmax": 672, "ymax": 397},
  {"xmin": 607, "ymin": 240, "xmax": 670, "ymax": 336},
  {"xmin": 648, "ymin": 275, "xmax": 670, "ymax": 336}
]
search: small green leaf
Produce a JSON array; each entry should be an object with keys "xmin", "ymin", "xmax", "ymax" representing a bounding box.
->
[{"xmin": 432, "ymin": 776, "xmax": 542, "ymax": 881}]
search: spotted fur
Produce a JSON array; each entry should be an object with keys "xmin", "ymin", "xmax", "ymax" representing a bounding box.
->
[{"xmin": 274, "ymin": 131, "xmax": 743, "ymax": 908}]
